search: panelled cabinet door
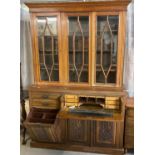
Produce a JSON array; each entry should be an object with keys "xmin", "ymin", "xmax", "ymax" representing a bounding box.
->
[
  {"xmin": 67, "ymin": 119, "xmax": 90, "ymax": 145},
  {"xmin": 92, "ymin": 121, "xmax": 117, "ymax": 147},
  {"xmin": 33, "ymin": 13, "xmax": 61, "ymax": 83},
  {"xmin": 95, "ymin": 14, "xmax": 119, "ymax": 85}
]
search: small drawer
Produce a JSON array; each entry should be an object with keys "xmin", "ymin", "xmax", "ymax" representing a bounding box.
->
[
  {"xmin": 64, "ymin": 95, "xmax": 79, "ymax": 103},
  {"xmin": 126, "ymin": 109, "xmax": 134, "ymax": 117},
  {"xmin": 31, "ymin": 99, "xmax": 60, "ymax": 109},
  {"xmin": 126, "ymin": 117, "xmax": 134, "ymax": 125},
  {"xmin": 124, "ymin": 135, "xmax": 134, "ymax": 148},
  {"xmin": 31, "ymin": 92, "xmax": 60, "ymax": 100},
  {"xmin": 125, "ymin": 117, "xmax": 134, "ymax": 136},
  {"xmin": 125, "ymin": 127, "xmax": 134, "ymax": 137}
]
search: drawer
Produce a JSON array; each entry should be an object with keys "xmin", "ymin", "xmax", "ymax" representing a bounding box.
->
[
  {"xmin": 126, "ymin": 109, "xmax": 134, "ymax": 117},
  {"xmin": 64, "ymin": 95, "xmax": 79, "ymax": 103},
  {"xmin": 125, "ymin": 117, "xmax": 134, "ymax": 137},
  {"xmin": 30, "ymin": 92, "xmax": 60, "ymax": 100},
  {"xmin": 124, "ymin": 135, "xmax": 134, "ymax": 148},
  {"xmin": 31, "ymin": 99, "xmax": 60, "ymax": 109},
  {"xmin": 24, "ymin": 107, "xmax": 65, "ymax": 143},
  {"xmin": 126, "ymin": 117, "xmax": 134, "ymax": 126},
  {"xmin": 125, "ymin": 127, "xmax": 134, "ymax": 137}
]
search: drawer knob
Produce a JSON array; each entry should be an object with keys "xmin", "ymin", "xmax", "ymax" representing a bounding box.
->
[{"xmin": 42, "ymin": 95, "xmax": 49, "ymax": 99}]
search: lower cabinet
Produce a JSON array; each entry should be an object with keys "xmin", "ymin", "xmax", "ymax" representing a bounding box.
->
[
  {"xmin": 24, "ymin": 108, "xmax": 124, "ymax": 154},
  {"xmin": 66, "ymin": 119, "xmax": 124, "ymax": 149}
]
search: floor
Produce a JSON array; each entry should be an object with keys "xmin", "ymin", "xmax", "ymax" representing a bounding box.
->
[{"xmin": 20, "ymin": 134, "xmax": 134, "ymax": 155}]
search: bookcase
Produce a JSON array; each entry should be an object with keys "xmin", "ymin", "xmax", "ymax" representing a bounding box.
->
[{"xmin": 24, "ymin": 1, "xmax": 131, "ymax": 154}]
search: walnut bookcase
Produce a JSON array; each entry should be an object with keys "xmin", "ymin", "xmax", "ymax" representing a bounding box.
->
[{"xmin": 24, "ymin": 1, "xmax": 131, "ymax": 155}]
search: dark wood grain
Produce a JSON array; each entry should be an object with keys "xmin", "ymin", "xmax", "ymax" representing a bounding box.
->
[{"xmin": 124, "ymin": 97, "xmax": 134, "ymax": 150}]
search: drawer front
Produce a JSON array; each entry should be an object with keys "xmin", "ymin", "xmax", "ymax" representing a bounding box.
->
[
  {"xmin": 126, "ymin": 109, "xmax": 134, "ymax": 117},
  {"xmin": 126, "ymin": 117, "xmax": 134, "ymax": 128},
  {"xmin": 31, "ymin": 92, "xmax": 60, "ymax": 100},
  {"xmin": 125, "ymin": 127, "xmax": 134, "ymax": 136},
  {"xmin": 125, "ymin": 117, "xmax": 134, "ymax": 137},
  {"xmin": 124, "ymin": 135, "xmax": 134, "ymax": 148},
  {"xmin": 31, "ymin": 99, "xmax": 60, "ymax": 109},
  {"xmin": 25, "ymin": 119, "xmax": 65, "ymax": 143},
  {"xmin": 30, "ymin": 92, "xmax": 61, "ymax": 109}
]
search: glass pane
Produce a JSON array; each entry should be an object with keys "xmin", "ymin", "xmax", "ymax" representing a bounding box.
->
[
  {"xmin": 37, "ymin": 16, "xmax": 59, "ymax": 81},
  {"xmin": 68, "ymin": 16, "xmax": 89, "ymax": 83},
  {"xmin": 96, "ymin": 16, "xmax": 118, "ymax": 84}
]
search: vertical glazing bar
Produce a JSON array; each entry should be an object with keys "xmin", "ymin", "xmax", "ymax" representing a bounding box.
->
[
  {"xmin": 50, "ymin": 35, "xmax": 54, "ymax": 80},
  {"xmin": 77, "ymin": 16, "xmax": 85, "ymax": 82},
  {"xmin": 46, "ymin": 17, "xmax": 55, "ymax": 81},
  {"xmin": 72, "ymin": 32, "xmax": 78, "ymax": 80},
  {"xmin": 72, "ymin": 32, "xmax": 75, "ymax": 67},
  {"xmin": 100, "ymin": 26, "xmax": 106, "ymax": 83},
  {"xmin": 100, "ymin": 36, "xmax": 103, "ymax": 66},
  {"xmin": 107, "ymin": 16, "xmax": 114, "ymax": 65},
  {"xmin": 42, "ymin": 34, "xmax": 50, "ymax": 81}
]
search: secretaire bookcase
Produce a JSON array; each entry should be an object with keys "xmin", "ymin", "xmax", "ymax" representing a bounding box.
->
[{"xmin": 24, "ymin": 1, "xmax": 132, "ymax": 154}]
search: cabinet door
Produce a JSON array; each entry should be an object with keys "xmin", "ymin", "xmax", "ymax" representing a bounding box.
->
[
  {"xmin": 92, "ymin": 121, "xmax": 117, "ymax": 147},
  {"xmin": 64, "ymin": 13, "xmax": 90, "ymax": 84},
  {"xmin": 67, "ymin": 119, "xmax": 90, "ymax": 146},
  {"xmin": 95, "ymin": 14, "xmax": 119, "ymax": 85},
  {"xmin": 33, "ymin": 13, "xmax": 61, "ymax": 83}
]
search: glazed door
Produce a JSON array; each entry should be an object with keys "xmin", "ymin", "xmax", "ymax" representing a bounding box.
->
[
  {"xmin": 62, "ymin": 13, "xmax": 91, "ymax": 85},
  {"xmin": 32, "ymin": 13, "xmax": 62, "ymax": 84},
  {"xmin": 94, "ymin": 13, "xmax": 119, "ymax": 86}
]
